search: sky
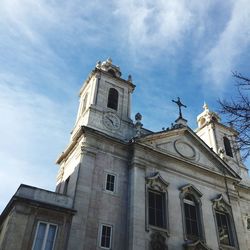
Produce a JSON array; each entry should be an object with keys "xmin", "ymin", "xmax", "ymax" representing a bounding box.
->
[{"xmin": 0, "ymin": 0, "xmax": 250, "ymax": 212}]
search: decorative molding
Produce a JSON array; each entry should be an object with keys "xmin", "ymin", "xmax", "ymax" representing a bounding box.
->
[
  {"xmin": 212, "ymin": 194, "xmax": 231, "ymax": 212},
  {"xmin": 174, "ymin": 140, "xmax": 196, "ymax": 160},
  {"xmin": 145, "ymin": 172, "xmax": 169, "ymax": 235},
  {"xmin": 146, "ymin": 172, "xmax": 169, "ymax": 192},
  {"xmin": 247, "ymin": 217, "xmax": 250, "ymax": 231},
  {"xmin": 179, "ymin": 184, "xmax": 205, "ymax": 242},
  {"xmin": 212, "ymin": 194, "xmax": 239, "ymax": 249},
  {"xmin": 179, "ymin": 184, "xmax": 203, "ymax": 199},
  {"xmin": 184, "ymin": 240, "xmax": 211, "ymax": 250},
  {"xmin": 149, "ymin": 231, "xmax": 168, "ymax": 250}
]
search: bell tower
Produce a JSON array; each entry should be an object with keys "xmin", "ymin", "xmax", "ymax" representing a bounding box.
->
[
  {"xmin": 196, "ymin": 103, "xmax": 248, "ymax": 178},
  {"xmin": 71, "ymin": 58, "xmax": 135, "ymax": 140}
]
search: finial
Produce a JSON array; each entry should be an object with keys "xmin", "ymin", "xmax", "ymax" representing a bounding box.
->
[
  {"xmin": 107, "ymin": 57, "xmax": 112, "ymax": 64},
  {"xmin": 203, "ymin": 102, "xmax": 209, "ymax": 111},
  {"xmin": 135, "ymin": 112, "xmax": 142, "ymax": 121},
  {"xmin": 128, "ymin": 75, "xmax": 132, "ymax": 82},
  {"xmin": 172, "ymin": 97, "xmax": 187, "ymax": 119},
  {"xmin": 134, "ymin": 113, "xmax": 143, "ymax": 137},
  {"xmin": 96, "ymin": 61, "xmax": 101, "ymax": 68}
]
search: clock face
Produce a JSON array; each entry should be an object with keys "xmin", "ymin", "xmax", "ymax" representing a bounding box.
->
[{"xmin": 103, "ymin": 112, "xmax": 121, "ymax": 130}]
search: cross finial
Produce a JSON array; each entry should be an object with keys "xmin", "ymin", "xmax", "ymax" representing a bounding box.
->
[{"xmin": 172, "ymin": 97, "xmax": 187, "ymax": 119}]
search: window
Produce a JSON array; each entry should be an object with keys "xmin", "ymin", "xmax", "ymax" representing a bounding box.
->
[
  {"xmin": 184, "ymin": 195, "xmax": 200, "ymax": 240},
  {"xmin": 215, "ymin": 211, "xmax": 233, "ymax": 245},
  {"xmin": 32, "ymin": 222, "xmax": 57, "ymax": 250},
  {"xmin": 108, "ymin": 69, "xmax": 116, "ymax": 77},
  {"xmin": 223, "ymin": 137, "xmax": 233, "ymax": 157},
  {"xmin": 63, "ymin": 176, "xmax": 70, "ymax": 195},
  {"xmin": 179, "ymin": 184, "xmax": 205, "ymax": 242},
  {"xmin": 212, "ymin": 194, "xmax": 238, "ymax": 248},
  {"xmin": 105, "ymin": 173, "xmax": 115, "ymax": 192},
  {"xmin": 148, "ymin": 190, "xmax": 166, "ymax": 228},
  {"xmin": 100, "ymin": 224, "xmax": 112, "ymax": 249},
  {"xmin": 145, "ymin": 172, "xmax": 169, "ymax": 232},
  {"xmin": 107, "ymin": 88, "xmax": 118, "ymax": 110}
]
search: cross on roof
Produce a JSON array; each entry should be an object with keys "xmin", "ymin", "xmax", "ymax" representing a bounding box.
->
[{"xmin": 172, "ymin": 97, "xmax": 187, "ymax": 119}]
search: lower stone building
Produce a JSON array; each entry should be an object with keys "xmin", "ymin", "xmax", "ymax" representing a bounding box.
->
[{"xmin": 1, "ymin": 59, "xmax": 250, "ymax": 250}]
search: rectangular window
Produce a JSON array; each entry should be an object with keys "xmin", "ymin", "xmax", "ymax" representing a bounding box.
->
[
  {"xmin": 184, "ymin": 201, "xmax": 199, "ymax": 239},
  {"xmin": 100, "ymin": 224, "xmax": 112, "ymax": 249},
  {"xmin": 63, "ymin": 177, "xmax": 70, "ymax": 195},
  {"xmin": 32, "ymin": 222, "xmax": 57, "ymax": 250},
  {"xmin": 148, "ymin": 190, "xmax": 166, "ymax": 228},
  {"xmin": 105, "ymin": 174, "xmax": 115, "ymax": 192},
  {"xmin": 216, "ymin": 212, "xmax": 233, "ymax": 246}
]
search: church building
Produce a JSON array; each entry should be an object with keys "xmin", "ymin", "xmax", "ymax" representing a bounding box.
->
[{"xmin": 1, "ymin": 59, "xmax": 250, "ymax": 250}]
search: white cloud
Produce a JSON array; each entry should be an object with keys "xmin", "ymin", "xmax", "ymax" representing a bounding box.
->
[
  {"xmin": 203, "ymin": 0, "xmax": 250, "ymax": 88},
  {"xmin": 114, "ymin": 1, "xmax": 192, "ymax": 55},
  {"xmin": 113, "ymin": 0, "xmax": 218, "ymax": 59},
  {"xmin": 0, "ymin": 73, "xmax": 73, "ymax": 212},
  {"xmin": 0, "ymin": 0, "xmax": 250, "ymax": 213}
]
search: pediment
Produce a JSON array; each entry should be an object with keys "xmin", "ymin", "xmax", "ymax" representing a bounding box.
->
[
  {"xmin": 184, "ymin": 240, "xmax": 211, "ymax": 250},
  {"xmin": 137, "ymin": 128, "xmax": 239, "ymax": 179}
]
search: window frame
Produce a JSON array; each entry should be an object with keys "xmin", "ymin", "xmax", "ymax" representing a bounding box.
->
[
  {"xmin": 212, "ymin": 194, "xmax": 239, "ymax": 249},
  {"xmin": 148, "ymin": 189, "xmax": 167, "ymax": 228},
  {"xmin": 63, "ymin": 176, "xmax": 70, "ymax": 195},
  {"xmin": 223, "ymin": 136, "xmax": 233, "ymax": 157},
  {"xmin": 99, "ymin": 224, "xmax": 113, "ymax": 249},
  {"xmin": 145, "ymin": 172, "xmax": 169, "ymax": 234},
  {"xmin": 215, "ymin": 211, "xmax": 234, "ymax": 246},
  {"xmin": 179, "ymin": 184, "xmax": 205, "ymax": 243},
  {"xmin": 105, "ymin": 173, "xmax": 116, "ymax": 193},
  {"xmin": 107, "ymin": 88, "xmax": 119, "ymax": 111},
  {"xmin": 32, "ymin": 221, "xmax": 58, "ymax": 250}
]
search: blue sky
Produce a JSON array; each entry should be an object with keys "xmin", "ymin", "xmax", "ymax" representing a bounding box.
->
[{"xmin": 0, "ymin": 0, "xmax": 250, "ymax": 212}]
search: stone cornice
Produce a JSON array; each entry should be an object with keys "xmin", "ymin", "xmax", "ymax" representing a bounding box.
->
[
  {"xmin": 56, "ymin": 126, "xmax": 130, "ymax": 164},
  {"xmin": 136, "ymin": 126, "xmax": 240, "ymax": 179},
  {"xmin": 133, "ymin": 142, "xmax": 240, "ymax": 184},
  {"xmin": 79, "ymin": 68, "xmax": 136, "ymax": 97}
]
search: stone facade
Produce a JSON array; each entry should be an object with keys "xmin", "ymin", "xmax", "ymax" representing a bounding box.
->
[
  {"xmin": 1, "ymin": 59, "xmax": 250, "ymax": 250},
  {"xmin": 0, "ymin": 185, "xmax": 75, "ymax": 250}
]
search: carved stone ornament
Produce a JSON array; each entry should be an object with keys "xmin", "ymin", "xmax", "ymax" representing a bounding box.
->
[
  {"xmin": 247, "ymin": 217, "xmax": 250, "ymax": 230},
  {"xmin": 96, "ymin": 58, "xmax": 122, "ymax": 77},
  {"xmin": 180, "ymin": 184, "xmax": 203, "ymax": 199},
  {"xmin": 184, "ymin": 240, "xmax": 211, "ymax": 250},
  {"xmin": 174, "ymin": 140, "xmax": 196, "ymax": 160},
  {"xmin": 146, "ymin": 172, "xmax": 169, "ymax": 192},
  {"xmin": 212, "ymin": 194, "xmax": 231, "ymax": 213},
  {"xmin": 150, "ymin": 232, "xmax": 168, "ymax": 250}
]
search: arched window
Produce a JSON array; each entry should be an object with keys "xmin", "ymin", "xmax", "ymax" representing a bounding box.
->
[
  {"xmin": 108, "ymin": 69, "xmax": 116, "ymax": 77},
  {"xmin": 200, "ymin": 118, "xmax": 206, "ymax": 127},
  {"xmin": 211, "ymin": 116, "xmax": 218, "ymax": 122},
  {"xmin": 212, "ymin": 195, "xmax": 238, "ymax": 248},
  {"xmin": 107, "ymin": 88, "xmax": 118, "ymax": 110},
  {"xmin": 145, "ymin": 172, "xmax": 169, "ymax": 234},
  {"xmin": 180, "ymin": 184, "xmax": 205, "ymax": 243},
  {"xmin": 183, "ymin": 194, "xmax": 200, "ymax": 241},
  {"xmin": 223, "ymin": 137, "xmax": 233, "ymax": 157}
]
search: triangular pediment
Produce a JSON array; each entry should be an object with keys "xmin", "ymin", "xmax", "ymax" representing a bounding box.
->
[{"xmin": 136, "ymin": 127, "xmax": 239, "ymax": 179}]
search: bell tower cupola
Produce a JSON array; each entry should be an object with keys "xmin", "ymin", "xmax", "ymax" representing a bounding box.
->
[
  {"xmin": 196, "ymin": 103, "xmax": 248, "ymax": 178},
  {"xmin": 71, "ymin": 58, "xmax": 135, "ymax": 140}
]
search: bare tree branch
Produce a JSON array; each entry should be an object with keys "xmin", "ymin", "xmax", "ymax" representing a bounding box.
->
[{"xmin": 218, "ymin": 73, "xmax": 250, "ymax": 160}]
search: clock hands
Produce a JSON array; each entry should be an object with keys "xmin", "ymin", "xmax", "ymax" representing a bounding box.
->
[
  {"xmin": 103, "ymin": 112, "xmax": 120, "ymax": 130},
  {"xmin": 107, "ymin": 117, "xmax": 114, "ymax": 125}
]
